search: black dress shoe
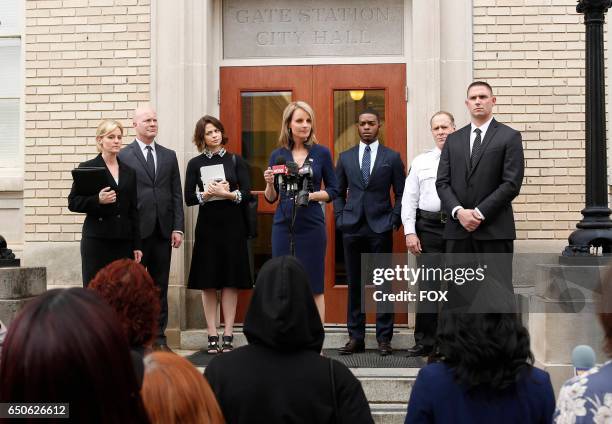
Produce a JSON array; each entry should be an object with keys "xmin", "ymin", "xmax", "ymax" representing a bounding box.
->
[
  {"xmin": 406, "ymin": 344, "xmax": 432, "ymax": 357},
  {"xmin": 338, "ymin": 339, "xmax": 365, "ymax": 355},
  {"xmin": 378, "ymin": 341, "xmax": 393, "ymax": 356}
]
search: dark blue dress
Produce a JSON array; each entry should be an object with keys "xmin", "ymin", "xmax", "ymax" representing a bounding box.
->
[{"xmin": 268, "ymin": 145, "xmax": 338, "ymax": 294}]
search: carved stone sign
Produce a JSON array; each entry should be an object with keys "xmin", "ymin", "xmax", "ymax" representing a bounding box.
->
[{"xmin": 222, "ymin": 0, "xmax": 404, "ymax": 58}]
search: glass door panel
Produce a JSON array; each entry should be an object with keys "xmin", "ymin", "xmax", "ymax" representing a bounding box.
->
[
  {"xmin": 240, "ymin": 91, "xmax": 291, "ymax": 280},
  {"xmin": 241, "ymin": 92, "xmax": 291, "ymax": 191}
]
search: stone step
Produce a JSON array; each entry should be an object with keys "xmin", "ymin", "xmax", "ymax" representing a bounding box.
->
[
  {"xmin": 180, "ymin": 325, "xmax": 416, "ymax": 351},
  {"xmin": 352, "ymin": 368, "xmax": 416, "ymax": 404},
  {"xmin": 371, "ymin": 404, "xmax": 407, "ymax": 424}
]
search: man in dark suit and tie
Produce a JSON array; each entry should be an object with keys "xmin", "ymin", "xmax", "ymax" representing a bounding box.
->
[
  {"xmin": 334, "ymin": 109, "xmax": 406, "ymax": 356},
  {"xmin": 436, "ymin": 81, "xmax": 524, "ymax": 312},
  {"xmin": 118, "ymin": 105, "xmax": 185, "ymax": 351}
]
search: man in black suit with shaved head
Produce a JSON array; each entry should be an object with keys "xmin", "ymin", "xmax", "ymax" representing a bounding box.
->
[{"xmin": 436, "ymin": 82, "xmax": 524, "ymax": 312}]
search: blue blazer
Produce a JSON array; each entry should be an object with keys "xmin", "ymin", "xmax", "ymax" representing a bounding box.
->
[
  {"xmin": 405, "ymin": 363, "xmax": 555, "ymax": 424},
  {"xmin": 334, "ymin": 144, "xmax": 405, "ymax": 234}
]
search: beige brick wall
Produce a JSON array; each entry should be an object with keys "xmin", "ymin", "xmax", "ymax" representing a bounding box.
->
[
  {"xmin": 24, "ymin": 0, "xmax": 151, "ymax": 243},
  {"xmin": 474, "ymin": 0, "xmax": 589, "ymax": 240},
  {"xmin": 23, "ymin": 0, "xmax": 597, "ymax": 243}
]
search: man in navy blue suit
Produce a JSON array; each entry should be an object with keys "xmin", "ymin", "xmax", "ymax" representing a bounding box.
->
[{"xmin": 334, "ymin": 109, "xmax": 406, "ymax": 356}]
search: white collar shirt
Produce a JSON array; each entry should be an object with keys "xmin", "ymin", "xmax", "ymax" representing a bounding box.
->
[
  {"xmin": 358, "ymin": 140, "xmax": 379, "ymax": 174},
  {"xmin": 401, "ymin": 147, "xmax": 442, "ymax": 235},
  {"xmin": 469, "ymin": 117, "xmax": 493, "ymax": 154},
  {"xmin": 136, "ymin": 138, "xmax": 157, "ymax": 172}
]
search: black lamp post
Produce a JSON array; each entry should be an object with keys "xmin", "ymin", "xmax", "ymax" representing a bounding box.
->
[{"xmin": 563, "ymin": 0, "xmax": 612, "ymax": 257}]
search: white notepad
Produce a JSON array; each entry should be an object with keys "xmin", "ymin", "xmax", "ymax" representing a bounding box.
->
[{"xmin": 200, "ymin": 164, "xmax": 226, "ymax": 202}]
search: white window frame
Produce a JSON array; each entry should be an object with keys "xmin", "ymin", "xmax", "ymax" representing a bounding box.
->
[{"xmin": 0, "ymin": 0, "xmax": 24, "ymax": 176}]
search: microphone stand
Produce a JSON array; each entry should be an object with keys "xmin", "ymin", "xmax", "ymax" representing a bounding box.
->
[{"xmin": 289, "ymin": 189, "xmax": 298, "ymax": 257}]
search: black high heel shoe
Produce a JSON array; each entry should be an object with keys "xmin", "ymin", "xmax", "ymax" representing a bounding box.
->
[
  {"xmin": 221, "ymin": 334, "xmax": 234, "ymax": 352},
  {"xmin": 207, "ymin": 335, "xmax": 220, "ymax": 354}
]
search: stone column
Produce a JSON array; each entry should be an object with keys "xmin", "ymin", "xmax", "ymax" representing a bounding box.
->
[{"xmin": 0, "ymin": 267, "xmax": 46, "ymax": 326}]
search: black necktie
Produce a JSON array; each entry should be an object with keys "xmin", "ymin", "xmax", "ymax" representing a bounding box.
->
[
  {"xmin": 145, "ymin": 145, "xmax": 156, "ymax": 179},
  {"xmin": 470, "ymin": 128, "xmax": 482, "ymax": 169},
  {"xmin": 361, "ymin": 145, "xmax": 371, "ymax": 185}
]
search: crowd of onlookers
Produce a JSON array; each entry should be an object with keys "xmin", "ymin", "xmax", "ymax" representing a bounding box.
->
[{"xmin": 0, "ymin": 257, "xmax": 611, "ymax": 423}]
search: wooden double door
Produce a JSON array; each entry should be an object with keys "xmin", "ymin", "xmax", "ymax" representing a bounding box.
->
[{"xmin": 220, "ymin": 64, "xmax": 407, "ymax": 323}]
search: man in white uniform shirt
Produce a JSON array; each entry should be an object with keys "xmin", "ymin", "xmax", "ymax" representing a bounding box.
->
[{"xmin": 401, "ymin": 111, "xmax": 455, "ymax": 357}]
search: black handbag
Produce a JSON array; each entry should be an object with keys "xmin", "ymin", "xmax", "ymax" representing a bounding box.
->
[{"xmin": 232, "ymin": 154, "xmax": 258, "ymax": 239}]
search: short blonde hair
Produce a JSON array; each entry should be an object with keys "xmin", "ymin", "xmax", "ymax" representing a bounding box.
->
[
  {"xmin": 95, "ymin": 119, "xmax": 124, "ymax": 152},
  {"xmin": 278, "ymin": 101, "xmax": 318, "ymax": 149}
]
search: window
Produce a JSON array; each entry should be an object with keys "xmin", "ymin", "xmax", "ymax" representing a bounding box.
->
[{"xmin": 0, "ymin": 0, "xmax": 23, "ymax": 167}]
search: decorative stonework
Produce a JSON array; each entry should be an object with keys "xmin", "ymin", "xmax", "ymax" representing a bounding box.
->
[{"xmin": 222, "ymin": 0, "xmax": 404, "ymax": 58}]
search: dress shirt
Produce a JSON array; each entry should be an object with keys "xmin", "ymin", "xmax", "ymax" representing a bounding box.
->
[
  {"xmin": 358, "ymin": 140, "xmax": 379, "ymax": 174},
  {"xmin": 136, "ymin": 138, "xmax": 157, "ymax": 172},
  {"xmin": 469, "ymin": 117, "xmax": 493, "ymax": 155},
  {"xmin": 451, "ymin": 117, "xmax": 494, "ymax": 221},
  {"xmin": 401, "ymin": 147, "xmax": 442, "ymax": 235}
]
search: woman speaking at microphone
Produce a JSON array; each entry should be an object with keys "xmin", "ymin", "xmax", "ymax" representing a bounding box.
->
[
  {"xmin": 68, "ymin": 120, "xmax": 142, "ymax": 287},
  {"xmin": 263, "ymin": 101, "xmax": 338, "ymax": 323}
]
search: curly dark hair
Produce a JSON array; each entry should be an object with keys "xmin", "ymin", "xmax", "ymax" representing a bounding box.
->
[
  {"xmin": 89, "ymin": 259, "xmax": 160, "ymax": 348},
  {"xmin": 436, "ymin": 313, "xmax": 534, "ymax": 391}
]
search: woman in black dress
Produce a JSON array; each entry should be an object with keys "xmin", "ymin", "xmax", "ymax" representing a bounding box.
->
[
  {"xmin": 185, "ymin": 115, "xmax": 252, "ymax": 354},
  {"xmin": 68, "ymin": 120, "xmax": 142, "ymax": 286}
]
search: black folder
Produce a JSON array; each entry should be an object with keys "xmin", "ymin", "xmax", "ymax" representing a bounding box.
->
[{"xmin": 71, "ymin": 167, "xmax": 107, "ymax": 196}]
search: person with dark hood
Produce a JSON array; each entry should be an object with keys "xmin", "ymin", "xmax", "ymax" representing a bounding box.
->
[{"xmin": 204, "ymin": 256, "xmax": 373, "ymax": 424}]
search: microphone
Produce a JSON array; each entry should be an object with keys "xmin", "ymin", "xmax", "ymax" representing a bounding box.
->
[
  {"xmin": 271, "ymin": 156, "xmax": 287, "ymax": 188},
  {"xmin": 296, "ymin": 160, "xmax": 314, "ymax": 207},
  {"xmin": 286, "ymin": 161, "xmax": 299, "ymax": 193},
  {"xmin": 572, "ymin": 345, "xmax": 596, "ymax": 376}
]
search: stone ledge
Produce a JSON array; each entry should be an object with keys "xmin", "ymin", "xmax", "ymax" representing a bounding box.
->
[
  {"xmin": 0, "ymin": 297, "xmax": 37, "ymax": 326},
  {"xmin": 0, "ymin": 267, "xmax": 46, "ymax": 299},
  {"xmin": 0, "ymin": 171, "xmax": 24, "ymax": 192}
]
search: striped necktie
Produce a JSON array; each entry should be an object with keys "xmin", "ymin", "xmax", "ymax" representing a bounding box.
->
[{"xmin": 470, "ymin": 128, "xmax": 482, "ymax": 169}]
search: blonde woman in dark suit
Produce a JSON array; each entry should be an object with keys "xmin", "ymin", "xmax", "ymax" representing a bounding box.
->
[{"xmin": 68, "ymin": 119, "xmax": 142, "ymax": 286}]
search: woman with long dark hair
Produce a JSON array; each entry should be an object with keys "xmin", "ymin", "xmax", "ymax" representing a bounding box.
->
[
  {"xmin": 406, "ymin": 313, "xmax": 555, "ymax": 423},
  {"xmin": 0, "ymin": 288, "xmax": 149, "ymax": 423}
]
